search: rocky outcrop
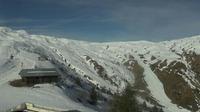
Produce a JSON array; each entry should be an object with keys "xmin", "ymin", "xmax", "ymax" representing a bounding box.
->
[{"xmin": 150, "ymin": 60, "xmax": 199, "ymax": 111}]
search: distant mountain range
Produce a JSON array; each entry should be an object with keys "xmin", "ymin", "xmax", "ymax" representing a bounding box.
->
[{"xmin": 0, "ymin": 27, "xmax": 199, "ymax": 112}]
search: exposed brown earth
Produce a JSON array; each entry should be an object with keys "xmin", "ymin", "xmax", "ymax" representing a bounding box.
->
[
  {"xmin": 150, "ymin": 60, "xmax": 199, "ymax": 111},
  {"xmin": 183, "ymin": 51, "xmax": 200, "ymax": 83},
  {"xmin": 124, "ymin": 55, "xmax": 160, "ymax": 106}
]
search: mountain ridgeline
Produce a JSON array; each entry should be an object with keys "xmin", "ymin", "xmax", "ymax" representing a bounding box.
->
[{"xmin": 0, "ymin": 27, "xmax": 199, "ymax": 112}]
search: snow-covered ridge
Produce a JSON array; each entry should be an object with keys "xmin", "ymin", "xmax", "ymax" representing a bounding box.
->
[{"xmin": 0, "ymin": 26, "xmax": 200, "ymax": 112}]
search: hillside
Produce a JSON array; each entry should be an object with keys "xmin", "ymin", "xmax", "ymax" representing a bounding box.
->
[{"xmin": 0, "ymin": 27, "xmax": 199, "ymax": 112}]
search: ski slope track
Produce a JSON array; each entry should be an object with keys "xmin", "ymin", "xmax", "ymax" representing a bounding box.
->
[{"xmin": 0, "ymin": 27, "xmax": 199, "ymax": 112}]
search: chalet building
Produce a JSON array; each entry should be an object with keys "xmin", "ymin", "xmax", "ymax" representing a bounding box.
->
[{"xmin": 19, "ymin": 68, "xmax": 60, "ymax": 84}]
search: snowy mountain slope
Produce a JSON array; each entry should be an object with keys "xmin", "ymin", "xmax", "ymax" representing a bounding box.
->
[{"xmin": 0, "ymin": 27, "xmax": 199, "ymax": 112}]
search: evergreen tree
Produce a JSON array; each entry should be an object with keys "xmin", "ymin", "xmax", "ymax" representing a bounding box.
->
[
  {"xmin": 90, "ymin": 87, "xmax": 98, "ymax": 105},
  {"xmin": 75, "ymin": 78, "xmax": 81, "ymax": 87},
  {"xmin": 109, "ymin": 84, "xmax": 139, "ymax": 112},
  {"xmin": 142, "ymin": 101, "xmax": 147, "ymax": 108},
  {"xmin": 159, "ymin": 108, "xmax": 164, "ymax": 112},
  {"xmin": 151, "ymin": 105, "xmax": 159, "ymax": 112}
]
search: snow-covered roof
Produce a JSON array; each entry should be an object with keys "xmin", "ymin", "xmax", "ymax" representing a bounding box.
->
[
  {"xmin": 9, "ymin": 102, "xmax": 69, "ymax": 112},
  {"xmin": 19, "ymin": 68, "xmax": 60, "ymax": 77}
]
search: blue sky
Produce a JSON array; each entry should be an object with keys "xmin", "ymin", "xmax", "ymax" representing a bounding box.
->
[{"xmin": 0, "ymin": 0, "xmax": 200, "ymax": 42}]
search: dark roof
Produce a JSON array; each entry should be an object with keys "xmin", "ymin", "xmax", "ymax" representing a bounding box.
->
[{"xmin": 19, "ymin": 68, "xmax": 60, "ymax": 77}]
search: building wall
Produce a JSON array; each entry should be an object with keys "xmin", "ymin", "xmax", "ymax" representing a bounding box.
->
[{"xmin": 23, "ymin": 76, "xmax": 59, "ymax": 84}]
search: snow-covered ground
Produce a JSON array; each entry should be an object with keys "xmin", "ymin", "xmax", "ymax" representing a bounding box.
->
[{"xmin": 0, "ymin": 26, "xmax": 199, "ymax": 112}]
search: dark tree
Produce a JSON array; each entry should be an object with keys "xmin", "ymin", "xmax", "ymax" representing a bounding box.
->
[
  {"xmin": 109, "ymin": 84, "xmax": 139, "ymax": 112},
  {"xmin": 75, "ymin": 78, "xmax": 81, "ymax": 87},
  {"xmin": 151, "ymin": 105, "xmax": 159, "ymax": 112},
  {"xmin": 159, "ymin": 108, "xmax": 164, "ymax": 112},
  {"xmin": 142, "ymin": 101, "xmax": 147, "ymax": 108},
  {"xmin": 89, "ymin": 87, "xmax": 98, "ymax": 105},
  {"xmin": 10, "ymin": 55, "xmax": 14, "ymax": 59}
]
